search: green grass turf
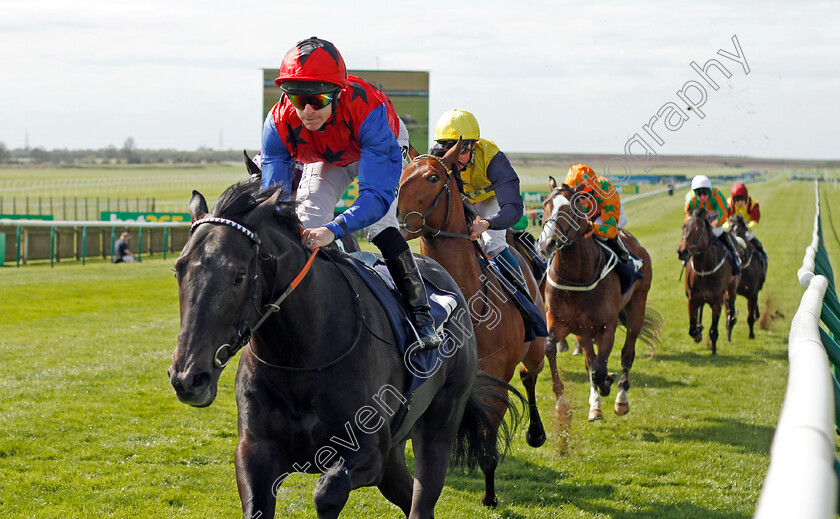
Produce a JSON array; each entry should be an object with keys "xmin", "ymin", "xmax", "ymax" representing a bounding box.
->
[{"xmin": 0, "ymin": 167, "xmax": 838, "ymax": 517}]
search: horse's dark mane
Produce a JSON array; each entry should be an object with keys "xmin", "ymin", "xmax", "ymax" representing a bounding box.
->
[
  {"xmin": 452, "ymin": 174, "xmax": 480, "ymax": 225},
  {"xmin": 692, "ymin": 207, "xmax": 707, "ymax": 219},
  {"xmin": 212, "ymin": 182, "xmax": 301, "ymax": 235}
]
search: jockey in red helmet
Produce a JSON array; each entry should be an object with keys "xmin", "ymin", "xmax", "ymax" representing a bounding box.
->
[
  {"xmin": 260, "ymin": 37, "xmax": 440, "ymax": 350},
  {"xmin": 725, "ymin": 183, "xmax": 767, "ymax": 263}
]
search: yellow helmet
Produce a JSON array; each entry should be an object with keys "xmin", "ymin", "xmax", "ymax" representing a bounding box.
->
[
  {"xmin": 565, "ymin": 164, "xmax": 597, "ymax": 189},
  {"xmin": 434, "ymin": 109, "xmax": 480, "ymax": 141}
]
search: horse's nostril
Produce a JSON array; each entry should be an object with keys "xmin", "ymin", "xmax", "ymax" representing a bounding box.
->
[{"xmin": 192, "ymin": 372, "xmax": 211, "ymax": 391}]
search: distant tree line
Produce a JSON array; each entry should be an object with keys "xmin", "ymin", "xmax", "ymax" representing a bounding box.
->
[{"xmin": 0, "ymin": 138, "xmax": 253, "ymax": 166}]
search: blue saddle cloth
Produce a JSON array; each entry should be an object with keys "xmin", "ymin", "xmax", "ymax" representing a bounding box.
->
[
  {"xmin": 601, "ymin": 247, "xmax": 645, "ymax": 295},
  {"xmin": 342, "ymin": 253, "xmax": 461, "ymax": 396},
  {"xmin": 481, "ymin": 257, "xmax": 550, "ymax": 342}
]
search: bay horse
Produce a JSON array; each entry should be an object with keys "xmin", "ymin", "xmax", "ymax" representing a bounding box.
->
[
  {"xmin": 538, "ymin": 178, "xmax": 660, "ymax": 422},
  {"xmin": 397, "ymin": 145, "xmax": 561, "ymax": 507},
  {"xmin": 677, "ymin": 207, "xmax": 740, "ymax": 354},
  {"xmin": 168, "ymin": 181, "xmax": 511, "ymax": 519},
  {"xmin": 727, "ymin": 214, "xmax": 767, "ymax": 338}
]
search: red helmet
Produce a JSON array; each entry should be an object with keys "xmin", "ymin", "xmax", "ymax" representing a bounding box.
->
[
  {"xmin": 731, "ymin": 184, "xmax": 748, "ymax": 197},
  {"xmin": 275, "ymin": 37, "xmax": 347, "ymax": 94}
]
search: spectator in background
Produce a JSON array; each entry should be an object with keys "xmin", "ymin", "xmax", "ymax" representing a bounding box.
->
[{"xmin": 114, "ymin": 232, "xmax": 136, "ymax": 263}]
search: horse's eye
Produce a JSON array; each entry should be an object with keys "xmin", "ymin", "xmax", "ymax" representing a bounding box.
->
[
  {"xmin": 234, "ymin": 271, "xmax": 246, "ymax": 284},
  {"xmin": 427, "ymin": 174, "xmax": 439, "ymax": 183}
]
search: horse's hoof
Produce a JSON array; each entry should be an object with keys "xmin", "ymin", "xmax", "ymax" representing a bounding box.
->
[
  {"xmin": 588, "ymin": 409, "xmax": 603, "ymax": 421},
  {"xmin": 482, "ymin": 494, "xmax": 499, "ymax": 508},
  {"xmin": 615, "ymin": 402, "xmax": 630, "ymax": 415},
  {"xmin": 749, "ymin": 332, "xmax": 755, "ymax": 339},
  {"xmin": 558, "ymin": 339, "xmax": 569, "ymax": 352},
  {"xmin": 527, "ymin": 429, "xmax": 547, "ymax": 448},
  {"xmin": 572, "ymin": 345, "xmax": 582, "ymax": 356}
]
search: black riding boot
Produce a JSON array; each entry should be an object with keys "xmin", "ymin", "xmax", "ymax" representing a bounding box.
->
[
  {"xmin": 604, "ymin": 236, "xmax": 632, "ymax": 264},
  {"xmin": 384, "ymin": 250, "xmax": 442, "ymax": 350},
  {"xmin": 720, "ymin": 232, "xmax": 741, "ymax": 275},
  {"xmin": 751, "ymin": 237, "xmax": 768, "ymax": 265},
  {"xmin": 373, "ymin": 228, "xmax": 441, "ymax": 350}
]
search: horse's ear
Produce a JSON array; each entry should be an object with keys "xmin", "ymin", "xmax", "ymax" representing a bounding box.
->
[
  {"xmin": 244, "ymin": 150, "xmax": 261, "ymax": 179},
  {"xmin": 407, "ymin": 144, "xmax": 419, "ymax": 161},
  {"xmin": 440, "ymin": 137, "xmax": 463, "ymax": 171},
  {"xmin": 549, "ymin": 176, "xmax": 557, "ymax": 190},
  {"xmin": 246, "ymin": 189, "xmax": 283, "ymax": 228},
  {"xmin": 189, "ymin": 190, "xmax": 209, "ymax": 223}
]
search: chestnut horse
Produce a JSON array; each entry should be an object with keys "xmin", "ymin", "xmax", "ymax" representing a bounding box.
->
[
  {"xmin": 397, "ymin": 145, "xmax": 561, "ymax": 507},
  {"xmin": 677, "ymin": 208, "xmax": 740, "ymax": 354},
  {"xmin": 727, "ymin": 214, "xmax": 766, "ymax": 338},
  {"xmin": 538, "ymin": 179, "xmax": 660, "ymax": 422}
]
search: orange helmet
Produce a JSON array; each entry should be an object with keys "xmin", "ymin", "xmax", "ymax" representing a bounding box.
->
[
  {"xmin": 565, "ymin": 164, "xmax": 597, "ymax": 189},
  {"xmin": 731, "ymin": 184, "xmax": 748, "ymax": 197}
]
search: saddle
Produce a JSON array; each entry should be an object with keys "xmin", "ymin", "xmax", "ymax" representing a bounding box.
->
[
  {"xmin": 479, "ymin": 255, "xmax": 549, "ymax": 342},
  {"xmin": 341, "ymin": 252, "xmax": 460, "ymax": 396},
  {"xmin": 596, "ymin": 241, "xmax": 644, "ymax": 295}
]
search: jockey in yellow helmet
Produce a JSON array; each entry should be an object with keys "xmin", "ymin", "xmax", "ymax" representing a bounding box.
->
[{"xmin": 430, "ymin": 109, "xmax": 528, "ymax": 288}]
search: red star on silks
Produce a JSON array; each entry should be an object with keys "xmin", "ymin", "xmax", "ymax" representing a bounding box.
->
[
  {"xmin": 285, "ymin": 123, "xmax": 308, "ymax": 149},
  {"xmin": 343, "ymin": 120, "xmax": 357, "ymax": 143},
  {"xmin": 348, "ymin": 80, "xmax": 369, "ymax": 104},
  {"xmin": 321, "ymin": 145, "xmax": 346, "ymax": 164}
]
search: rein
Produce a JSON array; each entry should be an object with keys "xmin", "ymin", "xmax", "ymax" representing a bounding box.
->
[
  {"xmin": 399, "ymin": 154, "xmax": 473, "ymax": 240},
  {"xmin": 190, "ymin": 216, "xmax": 319, "ymax": 368}
]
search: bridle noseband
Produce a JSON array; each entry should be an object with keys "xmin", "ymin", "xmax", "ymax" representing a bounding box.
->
[
  {"xmin": 399, "ymin": 155, "xmax": 472, "ymax": 240},
  {"xmin": 541, "ymin": 190, "xmax": 595, "ymax": 251},
  {"xmin": 680, "ymin": 216, "xmax": 711, "ymax": 258},
  {"xmin": 189, "ymin": 216, "xmax": 318, "ymax": 368}
]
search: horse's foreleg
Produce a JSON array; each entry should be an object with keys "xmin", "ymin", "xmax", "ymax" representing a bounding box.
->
[
  {"xmin": 544, "ymin": 332, "xmax": 570, "ymax": 445},
  {"xmin": 313, "ymin": 464, "xmax": 352, "ymax": 519},
  {"xmin": 520, "ymin": 366, "xmax": 546, "ymax": 448},
  {"xmin": 688, "ymin": 299, "xmax": 703, "ymax": 342},
  {"xmin": 521, "ymin": 337, "xmax": 547, "ymax": 448},
  {"xmin": 747, "ymin": 294, "xmax": 757, "ymax": 339},
  {"xmin": 726, "ymin": 279, "xmax": 739, "ymax": 342},
  {"xmin": 579, "ymin": 337, "xmax": 603, "ymax": 421},
  {"xmin": 709, "ymin": 300, "xmax": 723, "ymax": 355}
]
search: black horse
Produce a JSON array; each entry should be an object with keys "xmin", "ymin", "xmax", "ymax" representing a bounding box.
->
[
  {"xmin": 168, "ymin": 181, "xmax": 510, "ymax": 519},
  {"xmin": 728, "ymin": 214, "xmax": 767, "ymax": 338}
]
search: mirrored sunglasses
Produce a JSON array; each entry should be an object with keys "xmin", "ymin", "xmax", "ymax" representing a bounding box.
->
[
  {"xmin": 694, "ymin": 188, "xmax": 711, "ymax": 196},
  {"xmin": 287, "ymin": 92, "xmax": 335, "ymax": 110},
  {"xmin": 733, "ymin": 195, "xmax": 747, "ymax": 202}
]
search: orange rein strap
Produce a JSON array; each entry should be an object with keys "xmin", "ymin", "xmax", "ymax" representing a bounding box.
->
[{"xmin": 289, "ymin": 245, "xmax": 319, "ymax": 290}]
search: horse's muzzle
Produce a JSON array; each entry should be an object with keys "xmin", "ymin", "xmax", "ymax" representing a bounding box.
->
[
  {"xmin": 677, "ymin": 249, "xmax": 689, "ymax": 262},
  {"xmin": 168, "ymin": 365, "xmax": 217, "ymax": 407}
]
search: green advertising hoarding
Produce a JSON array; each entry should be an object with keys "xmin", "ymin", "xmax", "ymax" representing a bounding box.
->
[{"xmin": 0, "ymin": 214, "xmax": 54, "ymax": 220}]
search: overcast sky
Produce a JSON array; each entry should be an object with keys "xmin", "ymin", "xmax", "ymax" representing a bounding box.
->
[{"xmin": 2, "ymin": 0, "xmax": 838, "ymax": 160}]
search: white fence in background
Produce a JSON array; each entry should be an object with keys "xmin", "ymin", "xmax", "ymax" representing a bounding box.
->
[{"xmin": 754, "ymin": 181, "xmax": 838, "ymax": 518}]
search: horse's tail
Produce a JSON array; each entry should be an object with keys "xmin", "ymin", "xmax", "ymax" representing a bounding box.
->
[
  {"xmin": 618, "ymin": 307, "xmax": 664, "ymax": 355},
  {"xmin": 450, "ymin": 372, "xmax": 526, "ymax": 472}
]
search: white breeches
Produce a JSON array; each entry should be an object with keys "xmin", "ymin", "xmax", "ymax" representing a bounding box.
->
[
  {"xmin": 471, "ymin": 197, "xmax": 508, "ymax": 257},
  {"xmin": 296, "ymin": 120, "xmax": 410, "ymax": 242}
]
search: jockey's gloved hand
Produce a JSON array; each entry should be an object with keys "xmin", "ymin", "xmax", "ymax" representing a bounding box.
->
[{"xmin": 745, "ymin": 231, "xmax": 754, "ymax": 240}]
